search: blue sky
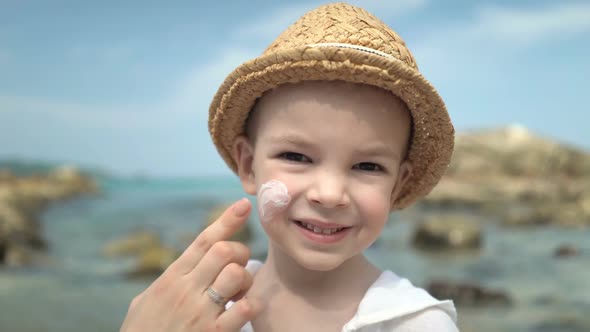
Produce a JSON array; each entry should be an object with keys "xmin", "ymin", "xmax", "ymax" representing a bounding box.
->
[{"xmin": 1, "ymin": 0, "xmax": 589, "ymax": 177}]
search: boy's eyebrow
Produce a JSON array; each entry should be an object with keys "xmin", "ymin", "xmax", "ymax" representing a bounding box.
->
[
  {"xmin": 266, "ymin": 134, "xmax": 315, "ymax": 148},
  {"xmin": 353, "ymin": 145, "xmax": 400, "ymax": 160}
]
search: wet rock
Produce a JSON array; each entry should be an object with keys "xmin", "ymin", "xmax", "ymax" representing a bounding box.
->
[
  {"xmin": 422, "ymin": 178, "xmax": 497, "ymax": 209},
  {"xmin": 502, "ymin": 202, "xmax": 590, "ymax": 228},
  {"xmin": 422, "ymin": 126, "xmax": 590, "ymax": 227},
  {"xmin": 412, "ymin": 215, "xmax": 482, "ymax": 251},
  {"xmin": 501, "ymin": 206, "xmax": 551, "ymax": 226},
  {"xmin": 125, "ymin": 246, "xmax": 180, "ymax": 280},
  {"xmin": 103, "ymin": 230, "xmax": 182, "ymax": 280},
  {"xmin": 0, "ymin": 166, "xmax": 98, "ymax": 266},
  {"xmin": 0, "ymin": 201, "xmax": 47, "ymax": 266},
  {"xmin": 554, "ymin": 245, "xmax": 580, "ymax": 258},
  {"xmin": 4, "ymin": 244, "xmax": 35, "ymax": 267},
  {"xmin": 103, "ymin": 230, "xmax": 161, "ymax": 257},
  {"xmin": 48, "ymin": 165, "xmax": 99, "ymax": 195},
  {"xmin": 427, "ymin": 279, "xmax": 512, "ymax": 307},
  {"xmin": 448, "ymin": 126, "xmax": 590, "ymax": 178},
  {"xmin": 0, "ymin": 169, "xmax": 16, "ymax": 183}
]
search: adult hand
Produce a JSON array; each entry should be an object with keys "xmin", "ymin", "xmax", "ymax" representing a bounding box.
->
[{"xmin": 120, "ymin": 198, "xmax": 259, "ymax": 332}]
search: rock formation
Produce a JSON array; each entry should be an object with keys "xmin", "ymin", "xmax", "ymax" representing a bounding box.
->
[
  {"xmin": 422, "ymin": 125, "xmax": 590, "ymax": 227},
  {"xmin": 0, "ymin": 166, "xmax": 98, "ymax": 266}
]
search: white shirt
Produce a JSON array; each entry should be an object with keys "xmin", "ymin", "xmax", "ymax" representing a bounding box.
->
[{"xmin": 228, "ymin": 260, "xmax": 459, "ymax": 332}]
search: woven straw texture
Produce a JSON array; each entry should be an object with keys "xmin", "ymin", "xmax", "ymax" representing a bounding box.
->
[{"xmin": 208, "ymin": 2, "xmax": 455, "ymax": 210}]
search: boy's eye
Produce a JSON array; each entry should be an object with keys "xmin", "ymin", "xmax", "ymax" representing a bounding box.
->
[
  {"xmin": 279, "ymin": 152, "xmax": 311, "ymax": 163},
  {"xmin": 354, "ymin": 162, "xmax": 384, "ymax": 172}
]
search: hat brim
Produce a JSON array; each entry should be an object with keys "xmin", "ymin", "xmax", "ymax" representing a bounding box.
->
[{"xmin": 209, "ymin": 45, "xmax": 454, "ymax": 210}]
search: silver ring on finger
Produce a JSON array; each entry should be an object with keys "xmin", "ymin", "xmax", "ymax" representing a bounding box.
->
[{"xmin": 206, "ymin": 286, "xmax": 228, "ymax": 307}]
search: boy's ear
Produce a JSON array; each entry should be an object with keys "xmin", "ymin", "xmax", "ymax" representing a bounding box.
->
[
  {"xmin": 390, "ymin": 160, "xmax": 413, "ymax": 209},
  {"xmin": 232, "ymin": 135, "xmax": 257, "ymax": 195}
]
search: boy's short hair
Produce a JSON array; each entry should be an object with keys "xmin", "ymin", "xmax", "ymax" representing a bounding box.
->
[{"xmin": 208, "ymin": 3, "xmax": 454, "ymax": 210}]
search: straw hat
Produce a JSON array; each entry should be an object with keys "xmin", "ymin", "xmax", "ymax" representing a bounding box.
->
[{"xmin": 208, "ymin": 2, "xmax": 454, "ymax": 210}]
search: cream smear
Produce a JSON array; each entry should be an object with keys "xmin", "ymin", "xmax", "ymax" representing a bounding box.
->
[{"xmin": 257, "ymin": 180, "xmax": 291, "ymax": 223}]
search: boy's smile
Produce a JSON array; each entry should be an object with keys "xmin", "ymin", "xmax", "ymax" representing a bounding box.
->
[{"xmin": 233, "ymin": 80, "xmax": 413, "ymax": 271}]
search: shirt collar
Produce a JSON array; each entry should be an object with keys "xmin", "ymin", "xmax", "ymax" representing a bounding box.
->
[{"xmin": 343, "ymin": 270, "xmax": 457, "ymax": 330}]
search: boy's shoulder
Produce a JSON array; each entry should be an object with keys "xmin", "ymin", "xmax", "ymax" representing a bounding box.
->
[{"xmin": 343, "ymin": 270, "xmax": 457, "ymax": 330}]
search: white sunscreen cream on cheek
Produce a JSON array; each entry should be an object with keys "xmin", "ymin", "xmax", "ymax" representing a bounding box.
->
[{"xmin": 257, "ymin": 179, "xmax": 291, "ymax": 223}]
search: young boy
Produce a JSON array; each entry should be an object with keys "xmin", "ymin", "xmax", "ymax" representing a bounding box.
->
[{"xmin": 120, "ymin": 3, "xmax": 457, "ymax": 332}]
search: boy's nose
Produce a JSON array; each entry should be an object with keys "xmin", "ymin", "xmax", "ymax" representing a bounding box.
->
[{"xmin": 306, "ymin": 172, "xmax": 350, "ymax": 209}]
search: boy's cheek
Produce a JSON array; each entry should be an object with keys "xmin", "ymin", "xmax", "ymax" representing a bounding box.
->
[
  {"xmin": 355, "ymin": 190, "xmax": 392, "ymax": 226},
  {"xmin": 370, "ymin": 198, "xmax": 391, "ymax": 223}
]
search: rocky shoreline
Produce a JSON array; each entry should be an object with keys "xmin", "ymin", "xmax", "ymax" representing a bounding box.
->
[
  {"xmin": 0, "ymin": 166, "xmax": 98, "ymax": 266},
  {"xmin": 420, "ymin": 125, "xmax": 590, "ymax": 228}
]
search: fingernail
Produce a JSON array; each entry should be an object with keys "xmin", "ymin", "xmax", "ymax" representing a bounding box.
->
[{"xmin": 232, "ymin": 198, "xmax": 250, "ymax": 217}]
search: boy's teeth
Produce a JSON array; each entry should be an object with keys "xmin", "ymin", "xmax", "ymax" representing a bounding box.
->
[{"xmin": 299, "ymin": 221, "xmax": 343, "ymax": 235}]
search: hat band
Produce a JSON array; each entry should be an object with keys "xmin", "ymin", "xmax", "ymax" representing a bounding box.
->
[{"xmin": 307, "ymin": 42, "xmax": 395, "ymax": 60}]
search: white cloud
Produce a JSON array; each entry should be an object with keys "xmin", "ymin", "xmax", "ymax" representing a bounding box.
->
[
  {"xmin": 418, "ymin": 2, "xmax": 590, "ymax": 52},
  {"xmin": 409, "ymin": 2, "xmax": 590, "ymax": 77},
  {"xmin": 0, "ymin": 46, "xmax": 258, "ymax": 129},
  {"xmin": 0, "ymin": 95, "xmax": 154, "ymax": 129},
  {"xmin": 169, "ymin": 48, "xmax": 258, "ymax": 117},
  {"xmin": 470, "ymin": 2, "xmax": 590, "ymax": 45}
]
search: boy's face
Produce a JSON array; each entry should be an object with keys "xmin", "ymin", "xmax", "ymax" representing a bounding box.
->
[{"xmin": 233, "ymin": 81, "xmax": 412, "ymax": 271}]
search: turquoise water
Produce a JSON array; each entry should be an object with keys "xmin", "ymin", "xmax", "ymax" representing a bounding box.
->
[{"xmin": 0, "ymin": 178, "xmax": 589, "ymax": 332}]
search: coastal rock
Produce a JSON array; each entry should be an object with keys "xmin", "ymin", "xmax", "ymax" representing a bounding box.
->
[
  {"xmin": 0, "ymin": 201, "xmax": 47, "ymax": 266},
  {"xmin": 103, "ymin": 230, "xmax": 182, "ymax": 279},
  {"xmin": 0, "ymin": 165, "xmax": 98, "ymax": 266},
  {"xmin": 4, "ymin": 244, "xmax": 35, "ymax": 267},
  {"xmin": 553, "ymin": 245, "xmax": 581, "ymax": 258},
  {"xmin": 125, "ymin": 246, "xmax": 180, "ymax": 280},
  {"xmin": 412, "ymin": 215, "xmax": 482, "ymax": 251},
  {"xmin": 48, "ymin": 165, "xmax": 98, "ymax": 196},
  {"xmin": 501, "ymin": 201, "xmax": 590, "ymax": 228},
  {"xmin": 427, "ymin": 279, "xmax": 512, "ymax": 307},
  {"xmin": 422, "ymin": 126, "xmax": 590, "ymax": 227},
  {"xmin": 0, "ymin": 169, "xmax": 16, "ymax": 183},
  {"xmin": 103, "ymin": 230, "xmax": 161, "ymax": 257},
  {"xmin": 447, "ymin": 125, "xmax": 590, "ymax": 178}
]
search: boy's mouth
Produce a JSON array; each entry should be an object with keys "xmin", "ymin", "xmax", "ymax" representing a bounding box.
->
[{"xmin": 293, "ymin": 220, "xmax": 350, "ymax": 235}]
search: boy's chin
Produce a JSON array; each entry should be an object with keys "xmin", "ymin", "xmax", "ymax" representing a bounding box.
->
[{"xmin": 289, "ymin": 251, "xmax": 353, "ymax": 272}]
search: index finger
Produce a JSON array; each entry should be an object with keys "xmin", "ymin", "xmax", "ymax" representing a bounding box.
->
[{"xmin": 168, "ymin": 198, "xmax": 251, "ymax": 275}]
